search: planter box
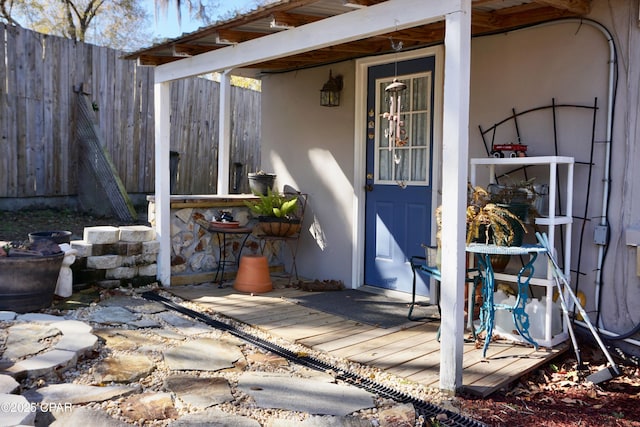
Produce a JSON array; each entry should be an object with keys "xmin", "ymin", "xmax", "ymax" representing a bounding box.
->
[
  {"xmin": 257, "ymin": 220, "xmax": 301, "ymax": 237},
  {"xmin": 0, "ymin": 252, "xmax": 64, "ymax": 312}
]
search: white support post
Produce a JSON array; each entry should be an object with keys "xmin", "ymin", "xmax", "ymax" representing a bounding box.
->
[
  {"xmin": 154, "ymin": 80, "xmax": 172, "ymax": 286},
  {"xmin": 218, "ymin": 70, "xmax": 232, "ymax": 195},
  {"xmin": 439, "ymin": 1, "xmax": 471, "ymax": 394}
]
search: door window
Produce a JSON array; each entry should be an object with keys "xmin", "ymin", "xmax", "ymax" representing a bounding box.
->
[{"xmin": 375, "ymin": 72, "xmax": 431, "ymax": 186}]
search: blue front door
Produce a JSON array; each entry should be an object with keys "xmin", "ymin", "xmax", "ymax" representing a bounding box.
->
[{"xmin": 364, "ymin": 56, "xmax": 436, "ymax": 295}]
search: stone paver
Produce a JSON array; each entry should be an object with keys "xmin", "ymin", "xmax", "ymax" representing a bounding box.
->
[
  {"xmin": 93, "ymin": 328, "xmax": 165, "ymax": 351},
  {"xmin": 163, "ymin": 375, "xmax": 234, "ymax": 409},
  {"xmin": 163, "ymin": 338, "xmax": 245, "ymax": 371},
  {"xmin": 0, "ymin": 375, "xmax": 19, "ymax": 394},
  {"xmin": 270, "ymin": 415, "xmax": 374, "ymax": 426},
  {"xmin": 0, "ymin": 312, "xmax": 16, "ymax": 322},
  {"xmin": 0, "ymin": 290, "xmax": 431, "ymax": 427},
  {"xmin": 168, "ymin": 408, "xmax": 261, "ymax": 427},
  {"xmin": 9, "ymin": 349, "xmax": 78, "ymax": 377},
  {"xmin": 54, "ymin": 332, "xmax": 98, "ymax": 353},
  {"xmin": 92, "ymin": 354, "xmax": 156, "ymax": 383},
  {"xmin": 24, "ymin": 383, "xmax": 141, "ymax": 404},
  {"xmin": 0, "ymin": 394, "xmax": 36, "ymax": 426},
  {"xmin": 237, "ymin": 371, "xmax": 376, "ymax": 416},
  {"xmin": 2, "ymin": 323, "xmax": 61, "ymax": 360},
  {"xmin": 121, "ymin": 392, "xmax": 178, "ymax": 423},
  {"xmin": 49, "ymin": 406, "xmax": 133, "ymax": 426},
  {"xmin": 88, "ymin": 306, "xmax": 141, "ymax": 324},
  {"xmin": 50, "ymin": 319, "xmax": 93, "ymax": 335}
]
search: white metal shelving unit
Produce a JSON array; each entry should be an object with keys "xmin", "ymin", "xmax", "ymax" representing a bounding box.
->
[{"xmin": 469, "ymin": 156, "xmax": 574, "ymax": 348}]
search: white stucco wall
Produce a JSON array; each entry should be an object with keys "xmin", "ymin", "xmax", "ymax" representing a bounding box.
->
[
  {"xmin": 469, "ymin": 22, "xmax": 611, "ymax": 322},
  {"xmin": 261, "ymin": 63, "xmax": 357, "ymax": 286},
  {"xmin": 468, "ymin": 1, "xmax": 640, "ymax": 346},
  {"xmin": 259, "ymin": 0, "xmax": 640, "ymax": 348}
]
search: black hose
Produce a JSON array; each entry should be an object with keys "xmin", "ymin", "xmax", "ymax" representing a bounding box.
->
[{"xmin": 141, "ymin": 291, "xmax": 487, "ymax": 427}]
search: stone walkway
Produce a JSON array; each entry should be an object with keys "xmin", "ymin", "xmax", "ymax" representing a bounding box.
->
[{"xmin": 0, "ymin": 290, "xmax": 422, "ymax": 426}]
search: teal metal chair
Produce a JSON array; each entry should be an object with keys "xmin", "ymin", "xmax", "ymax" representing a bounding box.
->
[{"xmin": 409, "ymin": 252, "xmax": 482, "ymax": 341}]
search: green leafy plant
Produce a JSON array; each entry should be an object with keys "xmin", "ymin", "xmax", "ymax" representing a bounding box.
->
[{"xmin": 245, "ymin": 188, "xmax": 299, "ymax": 219}]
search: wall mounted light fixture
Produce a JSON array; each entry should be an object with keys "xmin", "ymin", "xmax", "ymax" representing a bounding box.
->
[{"xmin": 320, "ymin": 70, "xmax": 343, "ymax": 107}]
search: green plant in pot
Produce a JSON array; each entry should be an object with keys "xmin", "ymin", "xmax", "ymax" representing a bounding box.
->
[{"xmin": 245, "ymin": 189, "xmax": 301, "ymax": 237}]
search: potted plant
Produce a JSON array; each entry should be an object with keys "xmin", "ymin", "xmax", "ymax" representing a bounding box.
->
[
  {"xmin": 247, "ymin": 170, "xmax": 276, "ymax": 196},
  {"xmin": 486, "ymin": 177, "xmax": 540, "ymax": 223},
  {"xmin": 466, "ymin": 184, "xmax": 528, "ymax": 272},
  {"xmin": 244, "ymin": 189, "xmax": 301, "ymax": 237},
  {"xmin": 0, "ymin": 239, "xmax": 64, "ymax": 312},
  {"xmin": 466, "ymin": 184, "xmax": 526, "ymax": 246}
]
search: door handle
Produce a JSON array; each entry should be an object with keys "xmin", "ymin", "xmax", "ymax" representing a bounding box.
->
[{"xmin": 365, "ymin": 173, "xmax": 374, "ymax": 191}]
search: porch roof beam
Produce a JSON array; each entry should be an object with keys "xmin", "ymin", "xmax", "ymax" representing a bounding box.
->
[{"xmin": 154, "ymin": 0, "xmax": 464, "ymax": 83}]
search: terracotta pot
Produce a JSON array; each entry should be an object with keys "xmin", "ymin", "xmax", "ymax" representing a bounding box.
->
[
  {"xmin": 489, "ymin": 254, "xmax": 510, "ymax": 273},
  {"xmin": 233, "ymin": 255, "xmax": 272, "ymax": 293}
]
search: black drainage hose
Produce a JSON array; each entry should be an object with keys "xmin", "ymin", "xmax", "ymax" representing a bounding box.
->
[{"xmin": 141, "ymin": 291, "xmax": 486, "ymax": 427}]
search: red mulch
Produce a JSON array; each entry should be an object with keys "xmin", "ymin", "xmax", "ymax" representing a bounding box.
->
[{"xmin": 455, "ymin": 340, "xmax": 640, "ymax": 426}]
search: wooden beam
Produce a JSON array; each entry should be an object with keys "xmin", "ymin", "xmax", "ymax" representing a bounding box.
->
[
  {"xmin": 343, "ymin": 0, "xmax": 376, "ymax": 7},
  {"xmin": 471, "ymin": 4, "xmax": 578, "ymax": 31},
  {"xmin": 535, "ymin": 0, "xmax": 591, "ymax": 15},
  {"xmin": 154, "ymin": 0, "xmax": 463, "ymax": 83},
  {"xmin": 440, "ymin": 0, "xmax": 471, "ymax": 396},
  {"xmin": 154, "ymin": 81, "xmax": 172, "ymax": 286},
  {"xmin": 270, "ymin": 12, "xmax": 323, "ymax": 29},
  {"xmin": 216, "ymin": 29, "xmax": 271, "ymax": 44},
  {"xmin": 173, "ymin": 44, "xmax": 222, "ymax": 57}
]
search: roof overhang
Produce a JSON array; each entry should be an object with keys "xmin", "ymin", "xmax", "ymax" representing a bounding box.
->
[{"xmin": 125, "ymin": 0, "xmax": 590, "ymax": 78}]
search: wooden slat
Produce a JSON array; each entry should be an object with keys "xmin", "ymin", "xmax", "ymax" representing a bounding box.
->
[
  {"xmin": 0, "ymin": 25, "xmax": 261, "ymax": 199},
  {"xmin": 330, "ymin": 323, "xmax": 434, "ymax": 359},
  {"xmin": 294, "ymin": 322, "xmax": 375, "ymax": 347},
  {"xmin": 343, "ymin": 324, "xmax": 440, "ymax": 366},
  {"xmin": 167, "ymin": 285, "xmax": 568, "ymax": 397},
  {"xmin": 314, "ymin": 322, "xmax": 426, "ymax": 353}
]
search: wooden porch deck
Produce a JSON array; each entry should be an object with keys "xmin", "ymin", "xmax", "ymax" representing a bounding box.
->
[{"xmin": 167, "ymin": 282, "xmax": 568, "ymax": 397}]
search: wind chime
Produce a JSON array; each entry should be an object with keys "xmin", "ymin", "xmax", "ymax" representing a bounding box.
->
[{"xmin": 383, "ymin": 38, "xmax": 408, "ymax": 188}]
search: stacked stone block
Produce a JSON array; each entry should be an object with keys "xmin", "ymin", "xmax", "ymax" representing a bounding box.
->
[{"xmin": 71, "ymin": 225, "xmax": 159, "ymax": 289}]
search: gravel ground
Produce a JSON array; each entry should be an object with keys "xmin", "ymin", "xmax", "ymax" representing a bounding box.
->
[
  {"xmin": 3, "ymin": 209, "xmax": 640, "ymax": 426},
  {"xmin": 32, "ymin": 285, "xmax": 459, "ymax": 426}
]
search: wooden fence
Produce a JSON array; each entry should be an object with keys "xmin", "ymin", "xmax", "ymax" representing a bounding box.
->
[{"xmin": 0, "ymin": 24, "xmax": 261, "ymax": 203}]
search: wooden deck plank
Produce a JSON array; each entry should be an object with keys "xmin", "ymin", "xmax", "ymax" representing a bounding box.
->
[
  {"xmin": 343, "ymin": 324, "xmax": 440, "ymax": 365},
  {"xmin": 388, "ymin": 348, "xmax": 442, "ymax": 379},
  {"xmin": 256, "ymin": 311, "xmax": 346, "ymax": 332},
  {"xmin": 266, "ymin": 320, "xmax": 361, "ymax": 343},
  {"xmin": 462, "ymin": 343, "xmax": 569, "ymax": 397},
  {"xmin": 314, "ymin": 322, "xmax": 429, "ymax": 353},
  {"xmin": 233, "ymin": 305, "xmax": 321, "ymax": 324},
  {"xmin": 405, "ymin": 341, "xmax": 497, "ymax": 387},
  {"xmin": 192, "ymin": 299, "xmax": 288, "ymax": 319},
  {"xmin": 365, "ymin": 335, "xmax": 441, "ymax": 370},
  {"xmin": 329, "ymin": 323, "xmax": 433, "ymax": 358},
  {"xmin": 166, "ymin": 285, "xmax": 565, "ymax": 397},
  {"xmin": 226, "ymin": 302, "xmax": 310, "ymax": 321},
  {"xmin": 294, "ymin": 323, "xmax": 376, "ymax": 347}
]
